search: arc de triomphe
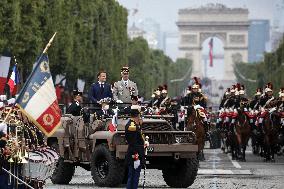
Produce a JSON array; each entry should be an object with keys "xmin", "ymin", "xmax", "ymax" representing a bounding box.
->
[{"xmin": 177, "ymin": 4, "xmax": 249, "ymax": 80}]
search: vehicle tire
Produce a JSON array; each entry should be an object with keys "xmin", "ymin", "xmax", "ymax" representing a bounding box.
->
[
  {"xmin": 91, "ymin": 144, "xmax": 125, "ymax": 187},
  {"xmin": 162, "ymin": 157, "xmax": 199, "ymax": 188},
  {"xmin": 51, "ymin": 157, "xmax": 75, "ymax": 184}
]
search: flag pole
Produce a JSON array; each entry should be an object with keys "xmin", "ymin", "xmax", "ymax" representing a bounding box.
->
[
  {"xmin": 43, "ymin": 32, "xmax": 57, "ymax": 54},
  {"xmin": 2, "ymin": 32, "xmax": 57, "ymax": 124}
]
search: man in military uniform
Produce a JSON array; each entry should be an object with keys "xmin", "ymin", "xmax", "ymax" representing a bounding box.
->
[
  {"xmin": 250, "ymin": 88, "xmax": 262, "ymax": 110},
  {"xmin": 224, "ymin": 85, "xmax": 237, "ymax": 109},
  {"xmin": 186, "ymin": 77, "xmax": 209, "ymax": 133},
  {"xmin": 257, "ymin": 82, "xmax": 275, "ymax": 127},
  {"xmin": 219, "ymin": 88, "xmax": 230, "ymax": 109},
  {"xmin": 234, "ymin": 84, "xmax": 249, "ymax": 109},
  {"xmin": 186, "ymin": 77, "xmax": 207, "ymax": 108},
  {"xmin": 67, "ymin": 90, "xmax": 83, "ymax": 116},
  {"xmin": 181, "ymin": 86, "xmax": 192, "ymax": 106},
  {"xmin": 113, "ymin": 67, "xmax": 138, "ymax": 104},
  {"xmin": 259, "ymin": 82, "xmax": 275, "ymax": 109},
  {"xmin": 160, "ymin": 85, "xmax": 171, "ymax": 109},
  {"xmin": 125, "ymin": 105, "xmax": 145, "ymax": 189}
]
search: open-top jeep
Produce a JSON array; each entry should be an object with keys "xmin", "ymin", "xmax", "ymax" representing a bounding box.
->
[{"xmin": 47, "ymin": 107, "xmax": 199, "ymax": 188}]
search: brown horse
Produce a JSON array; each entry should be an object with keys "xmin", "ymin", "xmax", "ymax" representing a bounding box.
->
[
  {"xmin": 235, "ymin": 109, "xmax": 251, "ymax": 161},
  {"xmin": 262, "ymin": 100, "xmax": 282, "ymax": 161},
  {"xmin": 186, "ymin": 106, "xmax": 206, "ymax": 161}
]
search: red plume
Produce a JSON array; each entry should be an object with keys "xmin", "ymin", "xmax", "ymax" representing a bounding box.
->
[
  {"xmin": 267, "ymin": 82, "xmax": 273, "ymax": 90},
  {"xmin": 163, "ymin": 84, "xmax": 168, "ymax": 90},
  {"xmin": 236, "ymin": 83, "xmax": 241, "ymax": 90},
  {"xmin": 193, "ymin": 77, "xmax": 199, "ymax": 84}
]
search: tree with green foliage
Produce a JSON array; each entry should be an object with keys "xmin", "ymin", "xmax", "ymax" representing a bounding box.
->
[{"xmin": 235, "ymin": 35, "xmax": 284, "ymax": 97}]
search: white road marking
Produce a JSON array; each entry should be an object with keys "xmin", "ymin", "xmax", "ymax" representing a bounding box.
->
[
  {"xmin": 198, "ymin": 169, "xmax": 252, "ymax": 175},
  {"xmin": 227, "ymin": 154, "xmax": 242, "ymax": 169},
  {"xmin": 212, "ymin": 149, "xmax": 218, "ymax": 189}
]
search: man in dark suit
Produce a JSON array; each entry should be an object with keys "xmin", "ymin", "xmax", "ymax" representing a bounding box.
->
[{"xmin": 89, "ymin": 71, "xmax": 113, "ymax": 106}]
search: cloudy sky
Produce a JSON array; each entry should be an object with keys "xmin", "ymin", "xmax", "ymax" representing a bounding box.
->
[
  {"xmin": 117, "ymin": 0, "xmax": 283, "ymax": 79},
  {"xmin": 117, "ymin": 0, "xmax": 278, "ymax": 31}
]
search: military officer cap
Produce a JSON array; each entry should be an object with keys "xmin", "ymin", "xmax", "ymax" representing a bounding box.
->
[
  {"xmin": 255, "ymin": 88, "xmax": 262, "ymax": 96},
  {"xmin": 121, "ymin": 66, "xmax": 129, "ymax": 74},
  {"xmin": 130, "ymin": 105, "xmax": 141, "ymax": 116},
  {"xmin": 192, "ymin": 77, "xmax": 200, "ymax": 89},
  {"xmin": 73, "ymin": 89, "xmax": 83, "ymax": 96},
  {"xmin": 131, "ymin": 95, "xmax": 138, "ymax": 101},
  {"xmin": 265, "ymin": 82, "xmax": 273, "ymax": 93}
]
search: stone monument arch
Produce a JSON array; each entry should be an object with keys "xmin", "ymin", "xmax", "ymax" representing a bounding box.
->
[{"xmin": 177, "ymin": 3, "xmax": 249, "ymax": 80}]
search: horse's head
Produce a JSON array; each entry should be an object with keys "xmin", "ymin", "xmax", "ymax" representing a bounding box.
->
[{"xmin": 186, "ymin": 106, "xmax": 204, "ymax": 130}]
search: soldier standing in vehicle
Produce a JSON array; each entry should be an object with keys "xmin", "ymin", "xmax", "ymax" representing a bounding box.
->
[
  {"xmin": 125, "ymin": 105, "xmax": 145, "ymax": 189},
  {"xmin": 113, "ymin": 66, "xmax": 138, "ymax": 104},
  {"xmin": 67, "ymin": 90, "xmax": 83, "ymax": 116}
]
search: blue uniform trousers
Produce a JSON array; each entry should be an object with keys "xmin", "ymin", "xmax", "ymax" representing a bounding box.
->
[{"xmin": 126, "ymin": 165, "xmax": 141, "ymax": 189}]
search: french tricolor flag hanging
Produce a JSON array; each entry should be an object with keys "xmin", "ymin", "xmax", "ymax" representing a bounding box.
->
[
  {"xmin": 108, "ymin": 109, "xmax": 118, "ymax": 132},
  {"xmin": 209, "ymin": 38, "xmax": 214, "ymax": 67},
  {"xmin": 0, "ymin": 55, "xmax": 11, "ymax": 94},
  {"xmin": 16, "ymin": 54, "xmax": 61, "ymax": 136},
  {"xmin": 8, "ymin": 64, "xmax": 20, "ymax": 96}
]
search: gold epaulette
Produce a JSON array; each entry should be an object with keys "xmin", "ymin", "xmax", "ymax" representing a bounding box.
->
[{"xmin": 128, "ymin": 121, "xmax": 137, "ymax": 131}]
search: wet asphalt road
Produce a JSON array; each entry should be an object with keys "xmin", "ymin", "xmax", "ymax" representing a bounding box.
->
[{"xmin": 45, "ymin": 145, "xmax": 284, "ymax": 189}]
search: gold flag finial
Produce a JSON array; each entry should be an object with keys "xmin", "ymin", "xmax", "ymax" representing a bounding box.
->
[{"xmin": 43, "ymin": 32, "xmax": 57, "ymax": 54}]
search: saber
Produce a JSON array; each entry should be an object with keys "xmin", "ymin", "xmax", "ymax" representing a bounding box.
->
[
  {"xmin": 142, "ymin": 166, "xmax": 146, "ymax": 189},
  {"xmin": 1, "ymin": 167, "xmax": 35, "ymax": 189}
]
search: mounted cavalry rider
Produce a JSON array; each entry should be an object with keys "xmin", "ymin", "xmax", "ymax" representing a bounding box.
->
[
  {"xmin": 238, "ymin": 85, "xmax": 249, "ymax": 110},
  {"xmin": 181, "ymin": 86, "xmax": 192, "ymax": 106},
  {"xmin": 230, "ymin": 84, "xmax": 244, "ymax": 125},
  {"xmin": 187, "ymin": 77, "xmax": 207, "ymax": 108},
  {"xmin": 186, "ymin": 77, "xmax": 208, "ymax": 131},
  {"xmin": 250, "ymin": 88, "xmax": 262, "ymax": 111},
  {"xmin": 219, "ymin": 88, "xmax": 230, "ymax": 109},
  {"xmin": 160, "ymin": 85, "xmax": 171, "ymax": 110},
  {"xmin": 216, "ymin": 88, "xmax": 231, "ymax": 128},
  {"xmin": 256, "ymin": 82, "xmax": 275, "ymax": 127},
  {"xmin": 149, "ymin": 86, "xmax": 161, "ymax": 108}
]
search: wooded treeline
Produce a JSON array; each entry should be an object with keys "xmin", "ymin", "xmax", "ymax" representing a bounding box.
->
[
  {"xmin": 0, "ymin": 0, "xmax": 191, "ymax": 98},
  {"xmin": 235, "ymin": 35, "xmax": 284, "ymax": 97}
]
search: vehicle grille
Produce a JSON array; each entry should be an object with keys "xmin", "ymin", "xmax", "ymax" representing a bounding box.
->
[
  {"xmin": 141, "ymin": 122, "xmax": 173, "ymax": 131},
  {"xmin": 143, "ymin": 131, "xmax": 195, "ymax": 144}
]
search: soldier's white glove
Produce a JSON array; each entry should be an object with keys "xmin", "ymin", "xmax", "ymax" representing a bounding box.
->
[
  {"xmin": 194, "ymin": 105, "xmax": 202, "ymax": 110},
  {"xmin": 134, "ymin": 159, "xmax": 140, "ymax": 169},
  {"xmin": 116, "ymin": 100, "xmax": 123, "ymax": 103},
  {"xmin": 269, "ymin": 107, "xmax": 276, "ymax": 113}
]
